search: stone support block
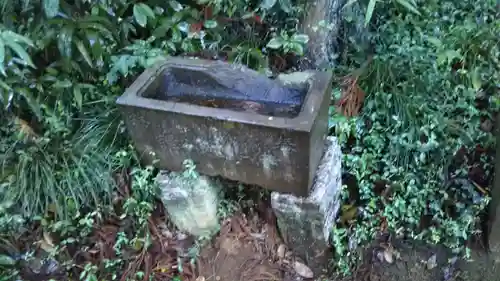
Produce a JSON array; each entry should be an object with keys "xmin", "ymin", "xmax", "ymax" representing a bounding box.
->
[
  {"xmin": 156, "ymin": 170, "xmax": 221, "ymax": 237},
  {"xmin": 271, "ymin": 136, "xmax": 342, "ymax": 276}
]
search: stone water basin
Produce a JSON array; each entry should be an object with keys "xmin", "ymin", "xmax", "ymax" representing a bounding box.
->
[{"xmin": 116, "ymin": 57, "xmax": 333, "ymax": 196}]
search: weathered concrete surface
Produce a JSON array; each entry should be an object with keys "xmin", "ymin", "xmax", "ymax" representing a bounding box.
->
[
  {"xmin": 117, "ymin": 58, "xmax": 333, "ymax": 197},
  {"xmin": 299, "ymin": 0, "xmax": 370, "ymax": 69},
  {"xmin": 271, "ymin": 136, "xmax": 342, "ymax": 277},
  {"xmin": 156, "ymin": 169, "xmax": 221, "ymax": 237}
]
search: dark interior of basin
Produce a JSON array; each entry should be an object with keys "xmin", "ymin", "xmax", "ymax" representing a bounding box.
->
[{"xmin": 141, "ymin": 66, "xmax": 308, "ymax": 118}]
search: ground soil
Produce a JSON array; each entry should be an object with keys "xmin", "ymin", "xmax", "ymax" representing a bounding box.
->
[
  {"xmin": 339, "ymin": 237, "xmax": 500, "ymax": 281},
  {"xmin": 195, "ymin": 209, "xmax": 313, "ymax": 281}
]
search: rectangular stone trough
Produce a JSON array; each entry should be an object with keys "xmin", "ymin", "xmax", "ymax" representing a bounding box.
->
[{"xmin": 116, "ymin": 57, "xmax": 333, "ymax": 197}]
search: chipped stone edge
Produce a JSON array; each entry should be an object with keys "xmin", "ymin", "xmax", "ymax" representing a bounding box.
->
[{"xmin": 271, "ymin": 136, "xmax": 342, "ymax": 243}]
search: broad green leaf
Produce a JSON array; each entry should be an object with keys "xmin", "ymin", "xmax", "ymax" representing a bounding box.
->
[
  {"xmin": 290, "ymin": 42, "xmax": 304, "ymax": 56},
  {"xmin": 279, "ymin": 0, "xmax": 292, "ymax": 13},
  {"xmin": 138, "ymin": 3, "xmax": 156, "ymax": 19},
  {"xmin": 436, "ymin": 52, "xmax": 447, "ymax": 66},
  {"xmin": 204, "ymin": 20, "xmax": 218, "ymax": 29},
  {"xmin": 75, "ymin": 39, "xmax": 92, "ymax": 67},
  {"xmin": 292, "ymin": 34, "xmax": 309, "ymax": 44},
  {"xmin": 43, "ymin": 0, "xmax": 59, "ymax": 18},
  {"xmin": 171, "ymin": 28, "xmax": 182, "ymax": 43},
  {"xmin": 266, "ymin": 37, "xmax": 284, "ymax": 49},
  {"xmin": 169, "ymin": 0, "xmax": 183, "ymax": 12},
  {"xmin": 395, "ymin": 0, "xmax": 421, "ymax": 16},
  {"xmin": 1, "ymin": 31, "xmax": 35, "ymax": 47},
  {"xmin": 426, "ymin": 36, "xmax": 442, "ymax": 48},
  {"xmin": 260, "ymin": 0, "xmax": 277, "ymax": 10},
  {"xmin": 133, "ymin": 3, "xmax": 155, "ymax": 27},
  {"xmin": 0, "ymin": 254, "xmax": 15, "ymax": 266},
  {"xmin": 0, "ymin": 39, "xmax": 5, "ymax": 76},
  {"xmin": 471, "ymin": 68, "xmax": 482, "ymax": 91},
  {"xmin": 57, "ymin": 27, "xmax": 74, "ymax": 58},
  {"xmin": 365, "ymin": 0, "xmax": 376, "ymax": 27},
  {"xmin": 4, "ymin": 41, "xmax": 35, "ymax": 67},
  {"xmin": 53, "ymin": 79, "xmax": 72, "ymax": 88},
  {"xmin": 133, "ymin": 4, "xmax": 148, "ymax": 27},
  {"xmin": 73, "ymin": 85, "xmax": 83, "ymax": 109},
  {"xmin": 153, "ymin": 22, "xmax": 172, "ymax": 38}
]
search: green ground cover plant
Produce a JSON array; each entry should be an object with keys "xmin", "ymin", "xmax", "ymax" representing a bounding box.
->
[
  {"xmin": 0, "ymin": 0, "xmax": 498, "ymax": 279},
  {"xmin": 330, "ymin": 0, "xmax": 499, "ymax": 274}
]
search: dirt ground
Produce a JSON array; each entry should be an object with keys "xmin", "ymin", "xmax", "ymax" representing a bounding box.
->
[
  {"xmin": 194, "ymin": 210, "xmax": 500, "ymax": 281},
  {"xmin": 338, "ymin": 238, "xmax": 500, "ymax": 281},
  {"xmin": 195, "ymin": 209, "xmax": 317, "ymax": 281}
]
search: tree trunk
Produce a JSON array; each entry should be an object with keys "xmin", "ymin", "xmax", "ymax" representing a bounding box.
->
[{"xmin": 298, "ymin": 0, "xmax": 370, "ymax": 70}]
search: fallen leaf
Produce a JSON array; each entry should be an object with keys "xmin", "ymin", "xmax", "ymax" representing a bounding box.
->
[
  {"xmin": 340, "ymin": 204, "xmax": 358, "ymax": 224},
  {"xmin": 293, "ymin": 261, "xmax": 313, "ymax": 278},
  {"xmin": 38, "ymin": 231, "xmax": 55, "ymax": 252}
]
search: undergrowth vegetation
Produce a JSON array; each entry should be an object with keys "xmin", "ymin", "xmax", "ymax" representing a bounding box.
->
[
  {"xmin": 331, "ymin": 0, "xmax": 499, "ymax": 273},
  {"xmin": 0, "ymin": 0, "xmax": 498, "ymax": 279}
]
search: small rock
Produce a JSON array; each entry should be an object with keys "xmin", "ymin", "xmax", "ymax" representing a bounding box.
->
[
  {"xmin": 277, "ymin": 244, "xmax": 286, "ymax": 259},
  {"xmin": 293, "ymin": 261, "xmax": 314, "ymax": 278},
  {"xmin": 383, "ymin": 249, "xmax": 394, "ymax": 264},
  {"xmin": 177, "ymin": 232, "xmax": 188, "ymax": 240},
  {"xmin": 376, "ymin": 251, "xmax": 385, "ymax": 263},
  {"xmin": 426, "ymin": 254, "xmax": 437, "ymax": 270},
  {"xmin": 195, "ymin": 277, "xmax": 205, "ymax": 281}
]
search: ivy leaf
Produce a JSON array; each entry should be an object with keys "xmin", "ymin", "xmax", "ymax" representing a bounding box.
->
[
  {"xmin": 290, "ymin": 42, "xmax": 304, "ymax": 56},
  {"xmin": 43, "ymin": 0, "xmax": 59, "ymax": 18},
  {"xmin": 203, "ymin": 20, "xmax": 218, "ymax": 29},
  {"xmin": 133, "ymin": 3, "xmax": 155, "ymax": 27},
  {"xmin": 426, "ymin": 36, "xmax": 442, "ymax": 48},
  {"xmin": 260, "ymin": 0, "xmax": 277, "ymax": 10},
  {"xmin": 292, "ymin": 34, "xmax": 309, "ymax": 45},
  {"xmin": 266, "ymin": 37, "xmax": 284, "ymax": 49},
  {"xmin": 365, "ymin": 0, "xmax": 376, "ymax": 27},
  {"xmin": 169, "ymin": 0, "xmax": 183, "ymax": 12}
]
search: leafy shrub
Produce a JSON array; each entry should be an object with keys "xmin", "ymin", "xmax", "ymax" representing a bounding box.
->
[
  {"xmin": 0, "ymin": 0, "xmax": 307, "ymax": 219},
  {"xmin": 331, "ymin": 0, "xmax": 499, "ymax": 274}
]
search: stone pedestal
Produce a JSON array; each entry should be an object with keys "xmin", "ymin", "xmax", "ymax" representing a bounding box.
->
[
  {"xmin": 156, "ymin": 170, "xmax": 221, "ymax": 237},
  {"xmin": 271, "ymin": 136, "xmax": 342, "ymax": 276}
]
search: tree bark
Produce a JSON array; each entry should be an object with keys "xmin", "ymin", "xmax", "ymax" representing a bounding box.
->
[{"xmin": 298, "ymin": 0, "xmax": 370, "ymax": 70}]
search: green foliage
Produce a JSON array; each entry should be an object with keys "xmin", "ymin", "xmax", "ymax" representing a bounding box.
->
[
  {"xmin": 0, "ymin": 0, "xmax": 307, "ymax": 219},
  {"xmin": 331, "ymin": 0, "xmax": 499, "ymax": 274}
]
